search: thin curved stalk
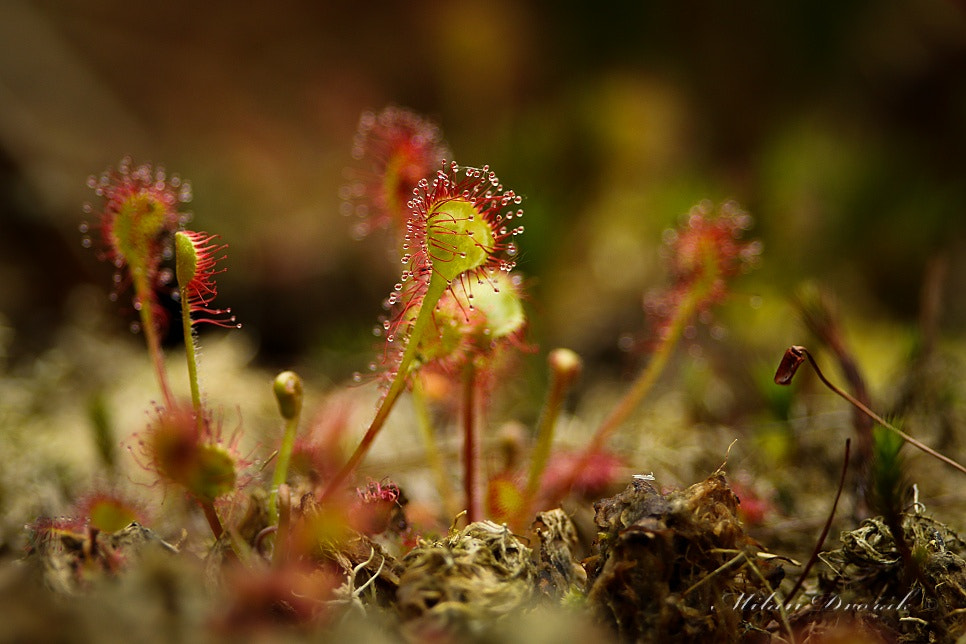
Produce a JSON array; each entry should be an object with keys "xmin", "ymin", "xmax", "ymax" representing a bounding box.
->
[
  {"xmin": 321, "ymin": 275, "xmax": 449, "ymax": 500},
  {"xmin": 784, "ymin": 438, "xmax": 850, "ymax": 608},
  {"xmin": 135, "ymin": 275, "xmax": 173, "ymax": 407},
  {"xmin": 777, "ymin": 346, "xmax": 966, "ymax": 477},
  {"xmin": 559, "ymin": 290, "xmax": 698, "ymax": 497}
]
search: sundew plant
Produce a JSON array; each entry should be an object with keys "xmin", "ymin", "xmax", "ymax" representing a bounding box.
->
[{"xmin": 16, "ymin": 106, "xmax": 966, "ymax": 642}]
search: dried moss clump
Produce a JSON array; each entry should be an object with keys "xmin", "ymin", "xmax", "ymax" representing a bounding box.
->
[
  {"xmin": 806, "ymin": 511, "xmax": 966, "ymax": 642},
  {"xmin": 396, "ymin": 520, "xmax": 536, "ymax": 636},
  {"xmin": 529, "ymin": 508, "xmax": 586, "ymax": 601},
  {"xmin": 25, "ymin": 521, "xmax": 178, "ymax": 595},
  {"xmin": 584, "ymin": 472, "xmax": 780, "ymax": 642}
]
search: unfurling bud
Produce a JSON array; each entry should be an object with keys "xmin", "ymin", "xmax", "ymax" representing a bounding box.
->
[
  {"xmin": 548, "ymin": 348, "xmax": 582, "ymax": 391},
  {"xmin": 175, "ymin": 230, "xmax": 239, "ymax": 329},
  {"xmin": 274, "ymin": 371, "xmax": 304, "ymax": 421}
]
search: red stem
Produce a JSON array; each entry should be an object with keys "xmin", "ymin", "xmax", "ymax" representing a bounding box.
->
[
  {"xmin": 134, "ymin": 276, "xmax": 174, "ymax": 408},
  {"xmin": 199, "ymin": 499, "xmax": 224, "ymax": 540},
  {"xmin": 556, "ymin": 290, "xmax": 697, "ymax": 499},
  {"xmin": 784, "ymin": 439, "xmax": 850, "ymax": 608}
]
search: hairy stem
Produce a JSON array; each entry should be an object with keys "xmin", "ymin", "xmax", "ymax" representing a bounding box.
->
[
  {"xmin": 269, "ymin": 414, "xmax": 300, "ymax": 523},
  {"xmin": 321, "ymin": 275, "xmax": 449, "ymax": 501},
  {"xmin": 178, "ymin": 283, "xmax": 202, "ymax": 413}
]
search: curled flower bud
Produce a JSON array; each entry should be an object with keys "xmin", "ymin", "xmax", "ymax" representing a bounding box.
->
[
  {"xmin": 342, "ymin": 106, "xmax": 449, "ymax": 238},
  {"xmin": 547, "ymin": 348, "xmax": 583, "ymax": 391},
  {"xmin": 175, "ymin": 230, "xmax": 240, "ymax": 329}
]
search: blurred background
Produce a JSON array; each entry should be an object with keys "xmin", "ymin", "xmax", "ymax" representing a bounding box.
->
[{"xmin": 2, "ymin": 0, "xmax": 965, "ymax": 373}]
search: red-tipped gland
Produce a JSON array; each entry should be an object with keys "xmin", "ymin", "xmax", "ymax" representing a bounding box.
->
[
  {"xmin": 342, "ymin": 106, "xmax": 450, "ymax": 238},
  {"xmin": 82, "ymin": 157, "xmax": 190, "ymax": 318},
  {"xmin": 410, "ymin": 162, "xmax": 522, "ymax": 280},
  {"xmin": 175, "ymin": 230, "xmax": 240, "ymax": 329},
  {"xmin": 351, "ymin": 478, "xmax": 407, "ymax": 535}
]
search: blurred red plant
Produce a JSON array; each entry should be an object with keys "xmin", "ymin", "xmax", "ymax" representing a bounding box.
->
[
  {"xmin": 82, "ymin": 157, "xmax": 193, "ymax": 405},
  {"xmin": 342, "ymin": 106, "xmax": 449, "ymax": 238}
]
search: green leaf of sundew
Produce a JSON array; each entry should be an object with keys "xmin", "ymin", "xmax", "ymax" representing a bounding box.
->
[
  {"xmin": 189, "ymin": 444, "xmax": 237, "ymax": 502},
  {"xmin": 412, "ymin": 273, "xmax": 525, "ymax": 365},
  {"xmin": 426, "ymin": 198, "xmax": 494, "ymax": 282},
  {"xmin": 469, "ymin": 273, "xmax": 525, "ymax": 340}
]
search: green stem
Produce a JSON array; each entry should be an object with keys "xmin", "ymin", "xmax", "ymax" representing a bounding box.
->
[
  {"xmin": 269, "ymin": 414, "xmax": 300, "ymax": 523},
  {"xmin": 134, "ymin": 273, "xmax": 173, "ymax": 408},
  {"xmin": 178, "ymin": 283, "xmax": 202, "ymax": 413},
  {"xmin": 462, "ymin": 362, "xmax": 481, "ymax": 523},
  {"xmin": 412, "ymin": 375, "xmax": 457, "ymax": 519},
  {"xmin": 273, "ymin": 483, "xmax": 291, "ymax": 566},
  {"xmin": 523, "ymin": 354, "xmax": 576, "ymax": 516},
  {"xmin": 560, "ymin": 289, "xmax": 699, "ymax": 497},
  {"xmin": 321, "ymin": 275, "xmax": 449, "ymax": 501}
]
